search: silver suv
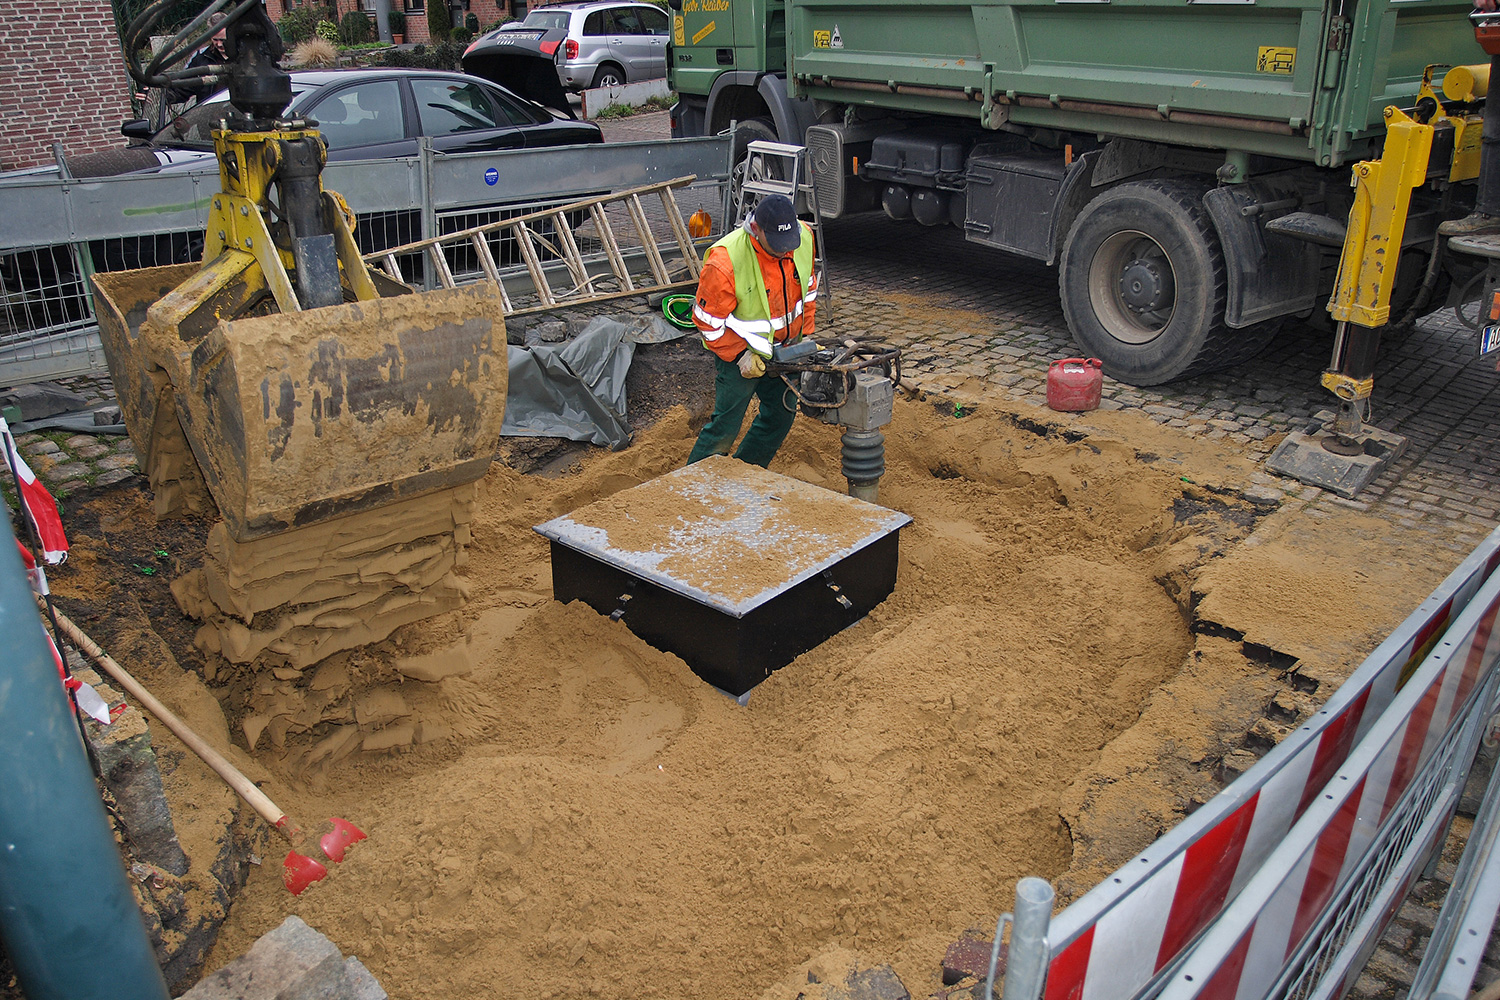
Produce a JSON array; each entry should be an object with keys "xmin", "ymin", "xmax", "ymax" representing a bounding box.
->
[{"xmin": 495, "ymin": 1, "xmax": 669, "ymax": 91}]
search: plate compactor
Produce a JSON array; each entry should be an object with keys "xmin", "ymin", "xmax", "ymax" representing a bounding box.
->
[
  {"xmin": 93, "ymin": 2, "xmax": 508, "ymax": 672},
  {"xmin": 766, "ymin": 337, "xmax": 902, "ymax": 503}
]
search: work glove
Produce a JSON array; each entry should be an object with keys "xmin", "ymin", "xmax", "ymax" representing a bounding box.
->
[{"xmin": 737, "ymin": 351, "xmax": 767, "ymax": 379}]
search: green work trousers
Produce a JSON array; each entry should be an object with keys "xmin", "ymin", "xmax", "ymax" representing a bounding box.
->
[{"xmin": 686, "ymin": 357, "xmax": 797, "ymax": 467}]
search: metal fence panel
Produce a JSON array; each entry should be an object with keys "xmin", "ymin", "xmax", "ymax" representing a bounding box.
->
[
  {"xmin": 1408, "ymin": 710, "xmax": 1500, "ymax": 1000},
  {"xmin": 0, "ymin": 135, "xmax": 733, "ymax": 387}
]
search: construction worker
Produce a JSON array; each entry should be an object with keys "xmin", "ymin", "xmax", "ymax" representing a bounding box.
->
[{"xmin": 686, "ymin": 194, "xmax": 818, "ymax": 467}]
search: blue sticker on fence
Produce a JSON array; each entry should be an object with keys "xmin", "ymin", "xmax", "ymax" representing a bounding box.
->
[{"xmin": 484, "ymin": 167, "xmax": 499, "ymax": 186}]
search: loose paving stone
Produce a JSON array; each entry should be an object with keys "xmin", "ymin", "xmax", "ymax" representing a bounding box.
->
[
  {"xmin": 95, "ymin": 469, "xmax": 135, "ymax": 487},
  {"xmin": 25, "ymin": 440, "xmax": 61, "ymax": 456},
  {"xmin": 43, "ymin": 462, "xmax": 88, "ymax": 481},
  {"xmin": 97, "ymin": 453, "xmax": 137, "ymax": 471}
]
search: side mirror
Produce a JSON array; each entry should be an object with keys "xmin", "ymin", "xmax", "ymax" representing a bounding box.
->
[{"xmin": 121, "ymin": 119, "xmax": 154, "ymax": 141}]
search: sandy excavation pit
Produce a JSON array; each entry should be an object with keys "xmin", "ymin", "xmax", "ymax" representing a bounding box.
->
[{"xmin": 44, "ymin": 392, "xmax": 1447, "ymax": 999}]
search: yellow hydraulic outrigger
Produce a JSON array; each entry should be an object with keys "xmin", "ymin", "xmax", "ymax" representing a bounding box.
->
[{"xmin": 1267, "ymin": 69, "xmax": 1483, "ymax": 496}]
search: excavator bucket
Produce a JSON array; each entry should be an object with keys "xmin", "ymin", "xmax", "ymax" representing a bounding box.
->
[{"xmin": 92, "ymin": 266, "xmax": 508, "ymax": 541}]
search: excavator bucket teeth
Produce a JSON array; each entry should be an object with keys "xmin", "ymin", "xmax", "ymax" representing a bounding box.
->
[{"xmin": 93, "ymin": 267, "xmax": 508, "ymax": 541}]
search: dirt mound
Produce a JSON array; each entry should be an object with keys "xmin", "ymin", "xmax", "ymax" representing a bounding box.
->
[{"xmin": 201, "ymin": 397, "xmax": 1262, "ymax": 997}]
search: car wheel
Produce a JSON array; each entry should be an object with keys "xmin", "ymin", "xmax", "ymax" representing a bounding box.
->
[
  {"xmin": 591, "ymin": 63, "xmax": 626, "ymax": 88},
  {"xmin": 1059, "ymin": 178, "xmax": 1273, "ymax": 385}
]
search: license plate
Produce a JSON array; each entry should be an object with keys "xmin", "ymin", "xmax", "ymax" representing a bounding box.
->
[{"xmin": 1483, "ymin": 324, "xmax": 1500, "ymax": 357}]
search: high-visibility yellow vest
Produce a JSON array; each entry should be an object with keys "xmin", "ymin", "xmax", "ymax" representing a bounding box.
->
[{"xmin": 709, "ymin": 223, "xmax": 815, "ymax": 358}]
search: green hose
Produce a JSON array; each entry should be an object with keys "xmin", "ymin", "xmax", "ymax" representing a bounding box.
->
[{"xmin": 662, "ymin": 293, "xmax": 696, "ymax": 330}]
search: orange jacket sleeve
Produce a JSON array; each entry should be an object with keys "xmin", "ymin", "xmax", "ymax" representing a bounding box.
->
[{"xmin": 692, "ymin": 246, "xmax": 746, "ymax": 363}]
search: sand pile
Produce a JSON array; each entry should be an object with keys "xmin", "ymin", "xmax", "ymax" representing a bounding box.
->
[{"xmin": 202, "ymin": 398, "xmax": 1269, "ymax": 998}]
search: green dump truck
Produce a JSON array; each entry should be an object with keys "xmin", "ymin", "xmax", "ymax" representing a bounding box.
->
[{"xmin": 666, "ymin": 0, "xmax": 1485, "ymax": 384}]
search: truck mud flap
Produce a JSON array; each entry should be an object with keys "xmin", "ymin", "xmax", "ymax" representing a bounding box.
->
[{"xmin": 1203, "ymin": 181, "xmax": 1320, "ymax": 328}]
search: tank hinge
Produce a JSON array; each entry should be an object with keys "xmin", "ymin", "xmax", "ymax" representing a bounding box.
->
[
  {"xmin": 610, "ymin": 580, "xmax": 638, "ymax": 621},
  {"xmin": 822, "ymin": 570, "xmax": 854, "ymax": 610}
]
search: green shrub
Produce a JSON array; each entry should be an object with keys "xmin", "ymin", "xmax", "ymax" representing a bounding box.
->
[
  {"xmin": 277, "ymin": 4, "xmax": 330, "ymax": 43},
  {"xmin": 338, "ymin": 9, "xmax": 372, "ymax": 44},
  {"xmin": 464, "ymin": 12, "xmax": 478, "ymax": 32},
  {"xmin": 425, "ymin": 0, "xmax": 451, "ymax": 40},
  {"xmin": 315, "ymin": 18, "xmax": 338, "ymax": 41},
  {"xmin": 451, "ymin": 25, "xmax": 472, "ymax": 42},
  {"xmin": 381, "ymin": 39, "xmax": 464, "ymax": 69},
  {"xmin": 387, "ymin": 9, "xmax": 405, "ymax": 34}
]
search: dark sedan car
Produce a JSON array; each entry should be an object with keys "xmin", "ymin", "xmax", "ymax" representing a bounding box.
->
[{"xmin": 96, "ymin": 68, "xmax": 602, "ymax": 175}]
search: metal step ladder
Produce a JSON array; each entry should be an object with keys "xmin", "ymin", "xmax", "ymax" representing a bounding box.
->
[
  {"xmin": 732, "ymin": 139, "xmax": 831, "ymax": 300},
  {"xmin": 362, "ymin": 176, "xmax": 708, "ymax": 318}
]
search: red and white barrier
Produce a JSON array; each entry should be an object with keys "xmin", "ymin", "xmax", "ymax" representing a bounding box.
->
[
  {"xmin": 1158, "ymin": 572, "xmax": 1500, "ymax": 999},
  {"xmin": 1041, "ymin": 527, "xmax": 1500, "ymax": 1000}
]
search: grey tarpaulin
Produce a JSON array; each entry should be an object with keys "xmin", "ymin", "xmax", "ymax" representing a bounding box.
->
[{"xmin": 501, "ymin": 314, "xmax": 692, "ymax": 450}]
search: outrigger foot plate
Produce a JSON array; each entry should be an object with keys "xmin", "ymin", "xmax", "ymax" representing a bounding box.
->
[{"xmin": 1264, "ymin": 409, "xmax": 1408, "ymax": 499}]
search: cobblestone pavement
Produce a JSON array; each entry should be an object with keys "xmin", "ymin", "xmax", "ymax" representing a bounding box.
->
[
  {"xmin": 819, "ymin": 212, "xmax": 1500, "ymax": 557},
  {"xmin": 2, "ymin": 109, "xmax": 1495, "ymax": 996}
]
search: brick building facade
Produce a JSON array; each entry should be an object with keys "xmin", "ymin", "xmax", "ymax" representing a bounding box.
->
[
  {"xmin": 0, "ymin": 0, "xmax": 539, "ymax": 171},
  {"xmin": 0, "ymin": 0, "xmax": 136, "ymax": 171}
]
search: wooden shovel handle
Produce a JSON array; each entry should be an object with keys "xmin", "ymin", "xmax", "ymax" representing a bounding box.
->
[{"xmin": 49, "ymin": 606, "xmax": 293, "ymax": 837}]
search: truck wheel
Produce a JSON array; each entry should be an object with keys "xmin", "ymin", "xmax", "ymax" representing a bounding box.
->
[
  {"xmin": 1060, "ymin": 179, "xmax": 1248, "ymax": 385},
  {"xmin": 730, "ymin": 118, "xmax": 784, "ymax": 212}
]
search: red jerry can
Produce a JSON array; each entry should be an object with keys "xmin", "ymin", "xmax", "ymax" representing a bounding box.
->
[{"xmin": 1046, "ymin": 357, "xmax": 1103, "ymax": 412}]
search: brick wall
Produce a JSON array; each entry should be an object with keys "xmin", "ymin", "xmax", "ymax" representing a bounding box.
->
[{"xmin": 0, "ymin": 1, "xmax": 137, "ymax": 171}]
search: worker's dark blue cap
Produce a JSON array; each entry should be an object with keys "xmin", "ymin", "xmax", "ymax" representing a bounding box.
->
[{"xmin": 753, "ymin": 195, "xmax": 801, "ymax": 254}]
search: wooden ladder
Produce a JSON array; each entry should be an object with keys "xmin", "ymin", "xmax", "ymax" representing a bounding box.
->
[{"xmin": 362, "ymin": 176, "xmax": 708, "ymax": 317}]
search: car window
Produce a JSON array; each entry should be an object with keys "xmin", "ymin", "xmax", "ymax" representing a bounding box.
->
[
  {"xmin": 485, "ymin": 86, "xmax": 542, "ymax": 126},
  {"xmin": 639, "ymin": 7, "xmax": 668, "ymax": 34},
  {"xmin": 614, "ymin": 9, "xmax": 643, "ymax": 33},
  {"xmin": 307, "ymin": 80, "xmax": 405, "ymax": 150},
  {"xmin": 583, "ymin": 10, "xmax": 609, "ymax": 34},
  {"xmin": 521, "ymin": 10, "xmax": 569, "ymax": 28},
  {"xmin": 412, "ymin": 78, "xmax": 509, "ymax": 134},
  {"xmin": 154, "ymin": 85, "xmax": 313, "ymax": 146}
]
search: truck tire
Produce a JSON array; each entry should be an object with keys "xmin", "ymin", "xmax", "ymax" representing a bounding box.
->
[
  {"xmin": 730, "ymin": 118, "xmax": 784, "ymax": 213},
  {"xmin": 1060, "ymin": 179, "xmax": 1265, "ymax": 385}
]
